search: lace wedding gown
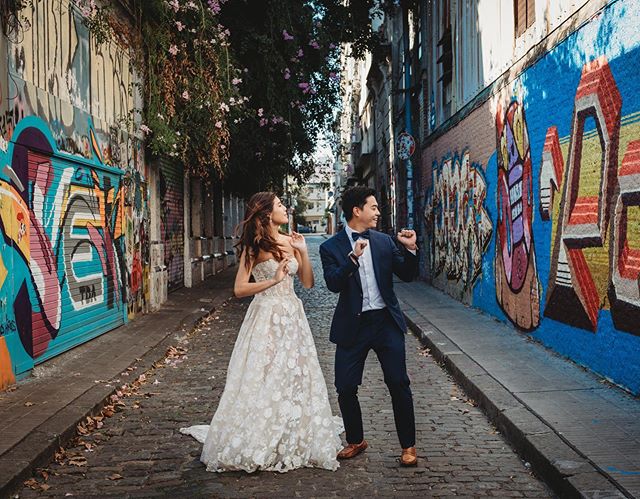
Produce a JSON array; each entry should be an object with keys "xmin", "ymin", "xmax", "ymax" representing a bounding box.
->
[{"xmin": 180, "ymin": 258, "xmax": 343, "ymax": 473}]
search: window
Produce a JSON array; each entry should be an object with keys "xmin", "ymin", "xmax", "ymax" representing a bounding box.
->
[
  {"xmin": 514, "ymin": 0, "xmax": 535, "ymax": 37},
  {"xmin": 437, "ymin": 22, "xmax": 452, "ymax": 119},
  {"xmin": 458, "ymin": 0, "xmax": 482, "ymax": 104},
  {"xmin": 432, "ymin": 0, "xmax": 452, "ymax": 123},
  {"xmin": 190, "ymin": 177, "xmax": 204, "ymax": 237},
  {"xmin": 213, "ymin": 183, "xmax": 223, "ymax": 237}
]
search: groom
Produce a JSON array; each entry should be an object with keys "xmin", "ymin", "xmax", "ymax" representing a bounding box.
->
[{"xmin": 319, "ymin": 186, "xmax": 419, "ymax": 466}]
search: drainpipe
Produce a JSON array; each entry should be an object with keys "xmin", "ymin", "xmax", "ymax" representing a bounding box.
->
[{"xmin": 402, "ymin": 2, "xmax": 414, "ymax": 230}]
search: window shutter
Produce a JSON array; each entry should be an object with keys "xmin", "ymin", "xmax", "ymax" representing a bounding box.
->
[{"xmin": 526, "ymin": 0, "xmax": 536, "ymax": 29}]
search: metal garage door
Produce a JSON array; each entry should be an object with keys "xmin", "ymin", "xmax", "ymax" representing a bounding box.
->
[
  {"xmin": 6, "ymin": 126, "xmax": 127, "ymax": 370},
  {"xmin": 158, "ymin": 158, "xmax": 184, "ymax": 292}
]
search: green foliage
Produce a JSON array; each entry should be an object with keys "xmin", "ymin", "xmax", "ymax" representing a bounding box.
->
[{"xmin": 217, "ymin": 0, "xmax": 384, "ymax": 196}]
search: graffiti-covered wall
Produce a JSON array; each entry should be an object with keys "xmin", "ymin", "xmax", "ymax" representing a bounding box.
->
[
  {"xmin": 421, "ymin": 0, "xmax": 640, "ymax": 395},
  {"xmin": 0, "ymin": 0, "xmax": 148, "ymax": 388}
]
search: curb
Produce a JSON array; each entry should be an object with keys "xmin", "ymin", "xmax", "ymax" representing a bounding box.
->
[
  {"xmin": 0, "ymin": 287, "xmax": 233, "ymax": 499},
  {"xmin": 402, "ymin": 305, "xmax": 629, "ymax": 499}
]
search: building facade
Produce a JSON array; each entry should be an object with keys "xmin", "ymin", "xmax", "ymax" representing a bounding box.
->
[
  {"xmin": 421, "ymin": 0, "xmax": 640, "ymax": 395},
  {"xmin": 0, "ymin": 0, "xmax": 244, "ymax": 390}
]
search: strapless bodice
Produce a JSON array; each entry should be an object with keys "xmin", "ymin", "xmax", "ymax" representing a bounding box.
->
[{"xmin": 252, "ymin": 258, "xmax": 299, "ymax": 298}]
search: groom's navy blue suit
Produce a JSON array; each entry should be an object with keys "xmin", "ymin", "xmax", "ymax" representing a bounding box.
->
[{"xmin": 320, "ymin": 228, "xmax": 418, "ymax": 448}]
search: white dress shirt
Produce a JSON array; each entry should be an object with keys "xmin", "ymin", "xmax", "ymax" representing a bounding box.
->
[{"xmin": 345, "ymin": 224, "xmax": 387, "ymax": 312}]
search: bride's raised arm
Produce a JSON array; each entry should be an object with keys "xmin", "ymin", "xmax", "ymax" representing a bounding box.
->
[{"xmin": 290, "ymin": 232, "xmax": 314, "ymax": 289}]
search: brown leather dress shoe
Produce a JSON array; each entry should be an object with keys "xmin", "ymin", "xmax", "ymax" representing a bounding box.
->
[
  {"xmin": 400, "ymin": 446, "xmax": 418, "ymax": 466},
  {"xmin": 337, "ymin": 440, "xmax": 368, "ymax": 459}
]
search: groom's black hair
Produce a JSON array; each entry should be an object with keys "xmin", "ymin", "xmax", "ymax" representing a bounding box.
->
[{"xmin": 342, "ymin": 186, "xmax": 377, "ymax": 221}]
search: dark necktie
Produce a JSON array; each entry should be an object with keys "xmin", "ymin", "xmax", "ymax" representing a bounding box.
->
[{"xmin": 351, "ymin": 230, "xmax": 370, "ymax": 242}]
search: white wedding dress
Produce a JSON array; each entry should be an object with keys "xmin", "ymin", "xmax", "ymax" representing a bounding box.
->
[{"xmin": 180, "ymin": 258, "xmax": 343, "ymax": 473}]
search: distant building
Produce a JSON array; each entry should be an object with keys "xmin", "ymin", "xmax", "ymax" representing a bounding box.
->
[{"xmin": 294, "ymin": 168, "xmax": 332, "ymax": 233}]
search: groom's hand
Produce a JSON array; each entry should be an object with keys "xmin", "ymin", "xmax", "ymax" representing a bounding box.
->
[
  {"xmin": 397, "ymin": 229, "xmax": 417, "ymax": 251},
  {"xmin": 354, "ymin": 239, "xmax": 368, "ymax": 257}
]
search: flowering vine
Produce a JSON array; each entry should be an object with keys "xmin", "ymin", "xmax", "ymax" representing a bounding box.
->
[{"xmin": 139, "ymin": 0, "xmax": 246, "ymax": 179}]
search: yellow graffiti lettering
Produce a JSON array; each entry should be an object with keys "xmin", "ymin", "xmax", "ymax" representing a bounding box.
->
[{"xmin": 0, "ymin": 180, "xmax": 30, "ymax": 259}]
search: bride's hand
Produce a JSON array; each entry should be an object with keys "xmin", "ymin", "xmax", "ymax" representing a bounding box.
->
[
  {"xmin": 290, "ymin": 232, "xmax": 307, "ymax": 252},
  {"xmin": 273, "ymin": 257, "xmax": 290, "ymax": 283}
]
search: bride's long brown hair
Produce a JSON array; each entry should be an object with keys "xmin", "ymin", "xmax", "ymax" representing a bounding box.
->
[{"xmin": 235, "ymin": 191, "xmax": 286, "ymax": 270}]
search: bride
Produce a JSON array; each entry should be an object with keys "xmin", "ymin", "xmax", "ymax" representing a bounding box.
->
[{"xmin": 180, "ymin": 191, "xmax": 343, "ymax": 473}]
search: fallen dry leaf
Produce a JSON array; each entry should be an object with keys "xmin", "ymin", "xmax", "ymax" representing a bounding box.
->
[
  {"xmin": 24, "ymin": 401, "xmax": 34, "ymax": 407},
  {"xmin": 23, "ymin": 478, "xmax": 39, "ymax": 489},
  {"xmin": 107, "ymin": 473, "xmax": 123, "ymax": 481},
  {"xmin": 68, "ymin": 456, "xmax": 88, "ymax": 467},
  {"xmin": 54, "ymin": 448, "xmax": 67, "ymax": 463}
]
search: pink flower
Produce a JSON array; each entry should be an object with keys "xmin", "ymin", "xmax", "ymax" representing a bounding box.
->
[
  {"xmin": 168, "ymin": 0, "xmax": 180, "ymax": 13},
  {"xmin": 283, "ymin": 68, "xmax": 291, "ymax": 80},
  {"xmin": 282, "ymin": 30, "xmax": 294, "ymax": 41},
  {"xmin": 176, "ymin": 21, "xmax": 185, "ymax": 31},
  {"xmin": 182, "ymin": 90, "xmax": 190, "ymax": 100},
  {"xmin": 231, "ymin": 77, "xmax": 242, "ymax": 85},
  {"xmin": 140, "ymin": 124, "xmax": 151, "ymax": 134},
  {"xmin": 297, "ymin": 48, "xmax": 304, "ymax": 58},
  {"xmin": 219, "ymin": 102, "xmax": 229, "ymax": 112},
  {"xmin": 259, "ymin": 118, "xmax": 268, "ymax": 127},
  {"xmin": 257, "ymin": 108, "xmax": 264, "ymax": 117},
  {"xmin": 207, "ymin": 0, "xmax": 221, "ymax": 13},
  {"xmin": 215, "ymin": 121, "xmax": 223, "ymax": 128},
  {"xmin": 329, "ymin": 72, "xmax": 339, "ymax": 82},
  {"xmin": 309, "ymin": 40, "xmax": 320, "ymax": 49},
  {"xmin": 169, "ymin": 44, "xmax": 179, "ymax": 55},
  {"xmin": 329, "ymin": 43, "xmax": 336, "ymax": 49},
  {"xmin": 298, "ymin": 82, "xmax": 312, "ymax": 94}
]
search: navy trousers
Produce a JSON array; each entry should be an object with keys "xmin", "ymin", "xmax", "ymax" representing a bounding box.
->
[{"xmin": 334, "ymin": 308, "xmax": 416, "ymax": 449}]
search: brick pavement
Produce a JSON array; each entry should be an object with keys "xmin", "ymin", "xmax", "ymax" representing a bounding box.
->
[{"xmin": 14, "ymin": 236, "xmax": 551, "ymax": 498}]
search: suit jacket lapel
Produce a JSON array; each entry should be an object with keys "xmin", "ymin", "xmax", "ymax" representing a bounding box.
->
[{"xmin": 337, "ymin": 229, "xmax": 362, "ymax": 290}]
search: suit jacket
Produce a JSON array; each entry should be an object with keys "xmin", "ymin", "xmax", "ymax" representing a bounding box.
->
[{"xmin": 319, "ymin": 228, "xmax": 419, "ymax": 347}]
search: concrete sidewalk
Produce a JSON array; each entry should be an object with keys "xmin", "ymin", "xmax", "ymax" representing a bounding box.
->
[
  {"xmin": 0, "ymin": 268, "xmax": 236, "ymax": 497},
  {"xmin": 397, "ymin": 280, "xmax": 640, "ymax": 499}
]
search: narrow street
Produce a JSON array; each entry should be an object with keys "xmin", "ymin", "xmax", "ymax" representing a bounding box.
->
[{"xmin": 17, "ymin": 236, "xmax": 551, "ymax": 498}]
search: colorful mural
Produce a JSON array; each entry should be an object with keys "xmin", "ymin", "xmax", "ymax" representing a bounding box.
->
[
  {"xmin": 124, "ymin": 170, "xmax": 150, "ymax": 318},
  {"xmin": 495, "ymin": 101, "xmax": 540, "ymax": 330},
  {"xmin": 0, "ymin": 118, "xmax": 126, "ymax": 380},
  {"xmin": 542, "ymin": 56, "xmax": 622, "ymax": 332},
  {"xmin": 424, "ymin": 150, "xmax": 492, "ymax": 294},
  {"xmin": 418, "ymin": 0, "xmax": 640, "ymax": 395},
  {"xmin": 0, "ymin": 0, "xmax": 148, "ymax": 388}
]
